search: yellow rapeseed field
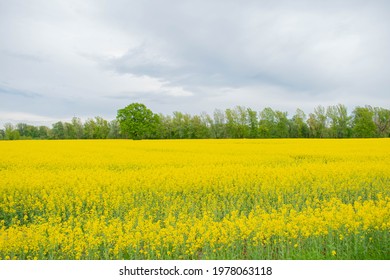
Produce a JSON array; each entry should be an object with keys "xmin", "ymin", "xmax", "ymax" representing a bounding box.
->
[{"xmin": 0, "ymin": 139, "xmax": 389, "ymax": 259}]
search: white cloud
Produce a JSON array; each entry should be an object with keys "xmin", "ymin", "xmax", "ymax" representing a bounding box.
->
[{"xmin": 0, "ymin": 112, "xmax": 59, "ymax": 127}]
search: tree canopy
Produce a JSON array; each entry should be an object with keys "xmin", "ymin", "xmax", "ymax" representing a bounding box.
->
[{"xmin": 1, "ymin": 103, "xmax": 390, "ymax": 140}]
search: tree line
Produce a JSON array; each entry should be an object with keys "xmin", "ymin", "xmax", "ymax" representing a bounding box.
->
[{"xmin": 1, "ymin": 103, "xmax": 389, "ymax": 140}]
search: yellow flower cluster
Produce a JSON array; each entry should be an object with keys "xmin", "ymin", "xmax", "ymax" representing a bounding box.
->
[{"xmin": 0, "ymin": 139, "xmax": 389, "ymax": 259}]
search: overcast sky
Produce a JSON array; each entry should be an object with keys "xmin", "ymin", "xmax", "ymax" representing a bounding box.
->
[{"xmin": 1, "ymin": 0, "xmax": 389, "ymax": 127}]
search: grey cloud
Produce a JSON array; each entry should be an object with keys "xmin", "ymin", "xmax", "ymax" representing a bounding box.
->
[
  {"xmin": 1, "ymin": 0, "xmax": 389, "ymax": 126},
  {"xmin": 3, "ymin": 50, "xmax": 46, "ymax": 63},
  {"xmin": 0, "ymin": 85, "xmax": 42, "ymax": 98},
  {"xmin": 107, "ymin": 45, "xmax": 178, "ymax": 77},
  {"xmin": 98, "ymin": 0, "xmax": 390, "ymax": 95}
]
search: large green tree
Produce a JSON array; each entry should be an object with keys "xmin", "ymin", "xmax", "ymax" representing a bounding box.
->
[
  {"xmin": 352, "ymin": 106, "xmax": 377, "ymax": 138},
  {"xmin": 247, "ymin": 108, "xmax": 259, "ymax": 138},
  {"xmin": 307, "ymin": 105, "xmax": 328, "ymax": 138},
  {"xmin": 117, "ymin": 103, "xmax": 159, "ymax": 139},
  {"xmin": 212, "ymin": 109, "xmax": 226, "ymax": 138},
  {"xmin": 4, "ymin": 123, "xmax": 20, "ymax": 140},
  {"xmin": 259, "ymin": 107, "xmax": 276, "ymax": 138},
  {"xmin": 290, "ymin": 109, "xmax": 309, "ymax": 138},
  {"xmin": 326, "ymin": 104, "xmax": 351, "ymax": 138},
  {"xmin": 51, "ymin": 122, "xmax": 65, "ymax": 139},
  {"xmin": 373, "ymin": 107, "xmax": 390, "ymax": 137}
]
